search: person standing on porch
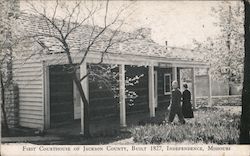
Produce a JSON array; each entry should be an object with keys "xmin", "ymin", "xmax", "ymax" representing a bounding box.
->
[
  {"xmin": 182, "ymin": 84, "xmax": 194, "ymax": 118},
  {"xmin": 167, "ymin": 80, "xmax": 185, "ymax": 124}
]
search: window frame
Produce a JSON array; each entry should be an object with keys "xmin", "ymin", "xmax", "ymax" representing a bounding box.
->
[{"xmin": 164, "ymin": 73, "xmax": 171, "ymax": 95}]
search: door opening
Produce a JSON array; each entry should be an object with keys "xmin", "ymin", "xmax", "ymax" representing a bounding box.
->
[{"xmin": 49, "ymin": 65, "xmax": 74, "ymax": 128}]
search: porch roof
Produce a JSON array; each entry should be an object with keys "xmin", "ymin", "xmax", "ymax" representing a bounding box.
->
[{"xmin": 43, "ymin": 50, "xmax": 209, "ymax": 68}]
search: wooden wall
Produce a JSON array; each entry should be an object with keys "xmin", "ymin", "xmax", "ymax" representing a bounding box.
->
[
  {"xmin": 89, "ymin": 79, "xmax": 119, "ymax": 120},
  {"xmin": 12, "ymin": 58, "xmax": 44, "ymax": 129},
  {"xmin": 11, "ymin": 59, "xmax": 175, "ymax": 129},
  {"xmin": 125, "ymin": 65, "xmax": 149, "ymax": 114},
  {"xmin": 88, "ymin": 64, "xmax": 119, "ymax": 120},
  {"xmin": 88, "ymin": 65, "xmax": 174, "ymax": 119},
  {"xmin": 155, "ymin": 67, "xmax": 172, "ymax": 109},
  {"xmin": 88, "ymin": 65, "xmax": 150, "ymax": 120}
]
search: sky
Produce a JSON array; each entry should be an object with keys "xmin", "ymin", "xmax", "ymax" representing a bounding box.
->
[
  {"xmin": 125, "ymin": 1, "xmax": 221, "ymax": 48},
  {"xmin": 20, "ymin": 1, "xmax": 243, "ymax": 48}
]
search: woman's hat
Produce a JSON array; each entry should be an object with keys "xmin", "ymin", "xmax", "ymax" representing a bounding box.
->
[{"xmin": 183, "ymin": 84, "xmax": 188, "ymax": 88}]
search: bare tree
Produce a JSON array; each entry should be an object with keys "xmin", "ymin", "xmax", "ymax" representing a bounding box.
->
[
  {"xmin": 240, "ymin": 0, "xmax": 250, "ymax": 144},
  {"xmin": 0, "ymin": 25, "xmax": 10, "ymax": 134},
  {"xmin": 0, "ymin": 0, "xmax": 20, "ymax": 134},
  {"xmin": 22, "ymin": 0, "xmax": 138, "ymax": 137}
]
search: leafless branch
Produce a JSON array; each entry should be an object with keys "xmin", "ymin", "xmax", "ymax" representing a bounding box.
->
[
  {"xmin": 64, "ymin": 3, "xmax": 99, "ymax": 40},
  {"xmin": 27, "ymin": 2, "xmax": 65, "ymax": 43},
  {"xmin": 24, "ymin": 0, "xmax": 137, "ymax": 83},
  {"xmin": 52, "ymin": 0, "xmax": 59, "ymax": 22},
  {"xmin": 65, "ymin": 1, "xmax": 81, "ymax": 34},
  {"xmin": 78, "ymin": 1, "xmax": 130, "ymax": 66},
  {"xmin": 104, "ymin": 0, "xmax": 109, "ymax": 27}
]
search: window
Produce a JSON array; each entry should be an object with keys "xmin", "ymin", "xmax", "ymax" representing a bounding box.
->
[{"xmin": 164, "ymin": 74, "xmax": 171, "ymax": 95}]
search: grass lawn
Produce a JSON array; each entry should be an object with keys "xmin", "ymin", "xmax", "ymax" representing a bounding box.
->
[
  {"xmin": 2, "ymin": 106, "xmax": 241, "ymax": 145},
  {"xmin": 127, "ymin": 106, "xmax": 241, "ymax": 145}
]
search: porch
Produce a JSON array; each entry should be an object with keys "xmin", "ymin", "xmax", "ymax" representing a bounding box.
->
[
  {"xmin": 46, "ymin": 110, "xmax": 166, "ymax": 137},
  {"xmin": 42, "ymin": 51, "xmax": 211, "ymax": 135}
]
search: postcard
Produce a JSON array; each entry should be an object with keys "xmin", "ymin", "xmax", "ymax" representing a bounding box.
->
[{"xmin": 1, "ymin": 0, "xmax": 250, "ymax": 156}]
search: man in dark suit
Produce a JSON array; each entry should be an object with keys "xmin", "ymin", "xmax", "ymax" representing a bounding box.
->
[{"xmin": 168, "ymin": 80, "xmax": 185, "ymax": 124}]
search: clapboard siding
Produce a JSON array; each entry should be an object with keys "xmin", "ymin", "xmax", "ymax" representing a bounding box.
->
[
  {"xmin": 18, "ymin": 83, "xmax": 43, "ymax": 88},
  {"xmin": 13, "ymin": 58, "xmax": 44, "ymax": 129},
  {"xmin": 13, "ymin": 62, "xmax": 43, "ymax": 68},
  {"xmin": 19, "ymin": 110, "xmax": 43, "ymax": 115},
  {"xmin": 19, "ymin": 96, "xmax": 43, "ymax": 101},
  {"xmin": 13, "ymin": 67, "xmax": 42, "ymax": 72},
  {"xmin": 19, "ymin": 94, "xmax": 42, "ymax": 99},
  {"xmin": 19, "ymin": 90, "xmax": 43, "ymax": 94},
  {"xmin": 19, "ymin": 118, "xmax": 43, "ymax": 125},
  {"xmin": 19, "ymin": 113, "xmax": 43, "ymax": 120},
  {"xmin": 20, "ymin": 122, "xmax": 43, "ymax": 128},
  {"xmin": 14, "ymin": 77, "xmax": 42, "ymax": 82},
  {"xmin": 19, "ymin": 105, "xmax": 42, "ymax": 111}
]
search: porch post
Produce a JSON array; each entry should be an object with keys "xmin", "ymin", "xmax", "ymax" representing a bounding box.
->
[
  {"xmin": 80, "ymin": 62, "xmax": 89, "ymax": 135},
  {"xmin": 148, "ymin": 65, "xmax": 155, "ymax": 117},
  {"xmin": 207, "ymin": 68, "xmax": 212, "ymax": 107},
  {"xmin": 43, "ymin": 61, "xmax": 50, "ymax": 130},
  {"xmin": 119, "ymin": 64, "xmax": 126, "ymax": 127},
  {"xmin": 172, "ymin": 66, "xmax": 177, "ymax": 81},
  {"xmin": 191, "ymin": 67, "xmax": 196, "ymax": 109}
]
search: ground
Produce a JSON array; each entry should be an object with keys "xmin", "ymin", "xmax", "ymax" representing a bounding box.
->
[
  {"xmin": 111, "ymin": 106, "xmax": 241, "ymax": 145},
  {"xmin": 1, "ymin": 106, "xmax": 241, "ymax": 145}
]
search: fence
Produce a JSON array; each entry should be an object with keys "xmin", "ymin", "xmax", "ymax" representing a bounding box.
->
[{"xmin": 196, "ymin": 95, "xmax": 241, "ymax": 107}]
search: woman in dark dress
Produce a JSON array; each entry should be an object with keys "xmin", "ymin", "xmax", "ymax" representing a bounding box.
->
[{"xmin": 182, "ymin": 84, "xmax": 194, "ymax": 118}]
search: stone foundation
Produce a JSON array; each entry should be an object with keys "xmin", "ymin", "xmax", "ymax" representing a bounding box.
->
[
  {"xmin": 196, "ymin": 95, "xmax": 241, "ymax": 107},
  {"xmin": 1, "ymin": 83, "xmax": 19, "ymax": 128}
]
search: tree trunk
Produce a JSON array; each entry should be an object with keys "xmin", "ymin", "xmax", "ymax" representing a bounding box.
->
[
  {"xmin": 72, "ymin": 72, "xmax": 91, "ymax": 138},
  {"xmin": 63, "ymin": 46, "xmax": 91, "ymax": 137},
  {"xmin": 239, "ymin": 0, "xmax": 250, "ymax": 144},
  {"xmin": 0, "ymin": 72, "xmax": 9, "ymax": 134}
]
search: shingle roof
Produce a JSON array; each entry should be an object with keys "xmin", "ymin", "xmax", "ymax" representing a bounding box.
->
[{"xmin": 16, "ymin": 13, "xmax": 205, "ymax": 63}]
